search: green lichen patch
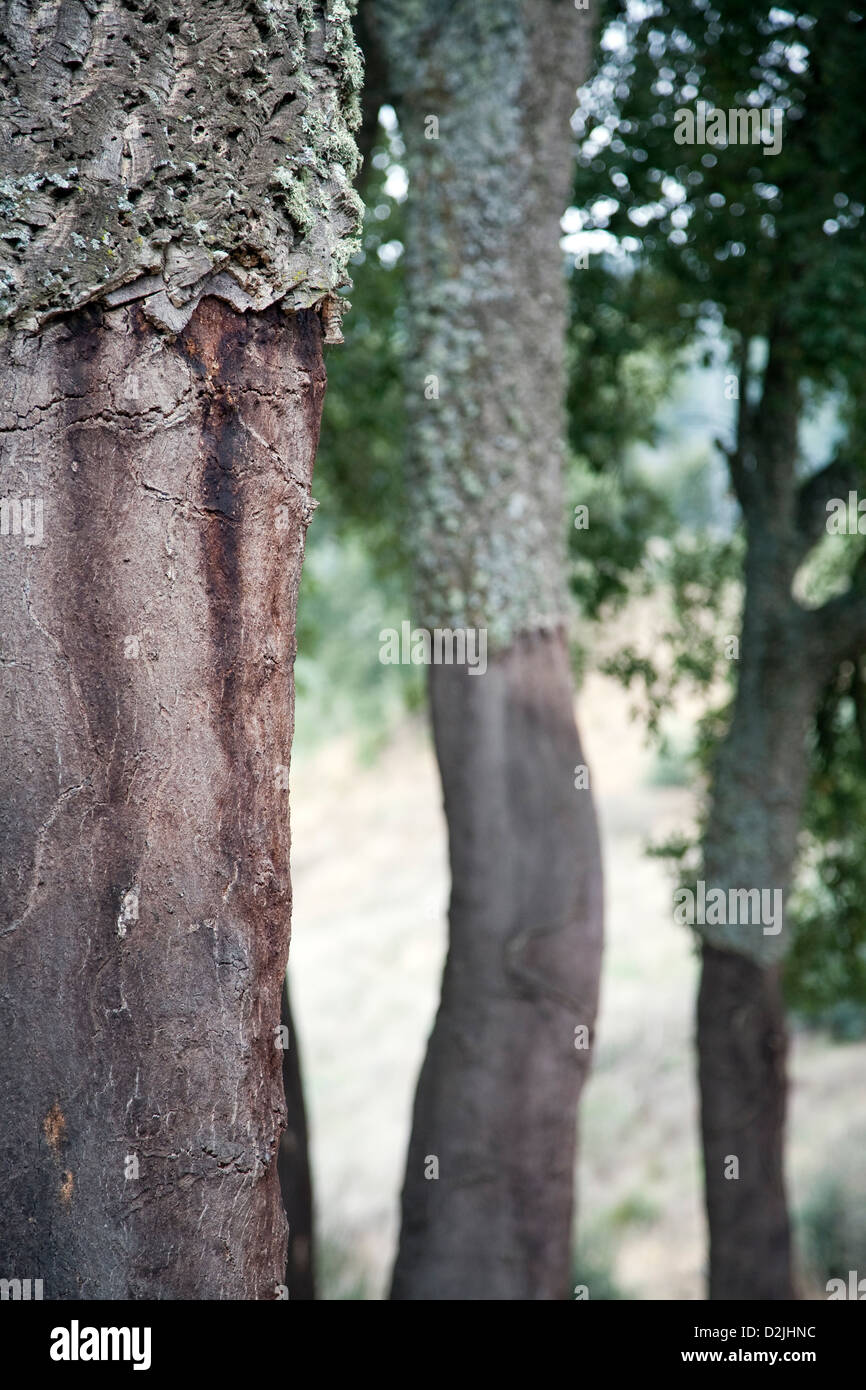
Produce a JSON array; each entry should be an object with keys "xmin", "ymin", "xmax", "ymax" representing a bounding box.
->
[{"xmin": 0, "ymin": 0, "xmax": 364, "ymax": 328}]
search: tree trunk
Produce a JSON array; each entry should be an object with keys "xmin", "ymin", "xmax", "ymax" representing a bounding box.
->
[
  {"xmin": 392, "ymin": 634, "xmax": 602, "ymax": 1299},
  {"xmin": 697, "ymin": 508, "xmax": 820, "ymax": 1300},
  {"xmin": 697, "ymin": 325, "xmax": 866, "ymax": 1298},
  {"xmin": 0, "ymin": 0, "xmax": 362, "ymax": 1298},
  {"xmin": 0, "ymin": 296, "xmax": 323, "ymax": 1298},
  {"xmin": 278, "ymin": 974, "xmax": 316, "ymax": 1300},
  {"xmin": 363, "ymin": 1, "xmax": 604, "ymax": 1299},
  {"xmin": 698, "ymin": 949, "xmax": 792, "ymax": 1300}
]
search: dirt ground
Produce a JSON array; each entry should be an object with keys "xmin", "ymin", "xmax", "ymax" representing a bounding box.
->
[{"xmin": 288, "ymin": 663, "xmax": 866, "ymax": 1299}]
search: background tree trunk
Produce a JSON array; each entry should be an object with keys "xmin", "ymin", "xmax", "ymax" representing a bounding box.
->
[
  {"xmin": 0, "ymin": 0, "xmax": 362, "ymax": 1299},
  {"xmin": 394, "ymin": 635, "xmax": 602, "ymax": 1299},
  {"xmin": 697, "ymin": 338, "xmax": 844, "ymax": 1300},
  {"xmin": 698, "ymin": 950, "xmax": 792, "ymax": 1300},
  {"xmin": 697, "ymin": 600, "xmax": 813, "ymax": 1300},
  {"xmin": 363, "ymin": 0, "xmax": 604, "ymax": 1299}
]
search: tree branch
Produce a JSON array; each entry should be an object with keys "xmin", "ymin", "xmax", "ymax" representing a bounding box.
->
[{"xmin": 795, "ymin": 452, "xmax": 860, "ymax": 556}]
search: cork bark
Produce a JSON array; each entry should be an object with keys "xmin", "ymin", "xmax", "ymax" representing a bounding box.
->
[
  {"xmin": 696, "ymin": 335, "xmax": 865, "ymax": 1300},
  {"xmin": 0, "ymin": 0, "xmax": 360, "ymax": 1300},
  {"xmin": 363, "ymin": 0, "xmax": 605, "ymax": 1298},
  {"xmin": 0, "ymin": 296, "xmax": 325, "ymax": 1298},
  {"xmin": 0, "ymin": 0, "xmax": 363, "ymax": 331},
  {"xmin": 394, "ymin": 635, "xmax": 603, "ymax": 1300},
  {"xmin": 696, "ymin": 476, "xmax": 822, "ymax": 1297}
]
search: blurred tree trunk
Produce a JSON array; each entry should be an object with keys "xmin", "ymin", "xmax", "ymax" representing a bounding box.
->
[
  {"xmin": 362, "ymin": 0, "xmax": 604, "ymax": 1299},
  {"xmin": 697, "ymin": 584, "xmax": 815, "ymax": 1301},
  {"xmin": 278, "ymin": 975, "xmax": 316, "ymax": 1300},
  {"xmin": 0, "ymin": 0, "xmax": 361, "ymax": 1299},
  {"xmin": 698, "ymin": 334, "xmax": 866, "ymax": 1299}
]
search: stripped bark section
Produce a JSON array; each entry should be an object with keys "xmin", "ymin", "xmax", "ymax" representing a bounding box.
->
[
  {"xmin": 0, "ymin": 297, "xmax": 324, "ymax": 1298},
  {"xmin": 391, "ymin": 632, "xmax": 603, "ymax": 1300}
]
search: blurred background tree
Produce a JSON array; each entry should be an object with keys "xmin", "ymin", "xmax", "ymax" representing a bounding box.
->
[
  {"xmin": 290, "ymin": 0, "xmax": 866, "ymax": 1301},
  {"xmin": 567, "ymin": 0, "xmax": 866, "ymax": 1298}
]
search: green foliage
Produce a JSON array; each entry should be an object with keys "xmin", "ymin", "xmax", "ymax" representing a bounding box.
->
[
  {"xmin": 571, "ymin": 1236, "xmax": 631, "ymax": 1301},
  {"xmin": 568, "ymin": 453, "xmax": 672, "ymax": 615},
  {"xmin": 573, "ymin": 1, "xmax": 866, "ymax": 386},
  {"xmin": 315, "ymin": 116, "xmax": 409, "ymax": 586},
  {"xmin": 294, "ymin": 533, "xmax": 424, "ymax": 758},
  {"xmin": 599, "ymin": 530, "xmax": 741, "ymax": 736},
  {"xmin": 569, "ymin": 3, "xmax": 866, "ymax": 1015},
  {"xmin": 566, "ymin": 0, "xmax": 866, "ymax": 627},
  {"xmin": 798, "ymin": 1172, "xmax": 866, "ymax": 1285},
  {"xmin": 564, "ymin": 252, "xmax": 691, "ymax": 621},
  {"xmin": 567, "ymin": 259, "xmax": 687, "ymax": 472},
  {"xmin": 295, "ymin": 115, "xmax": 421, "ymax": 748},
  {"xmin": 786, "ymin": 661, "xmax": 866, "ymax": 1031}
]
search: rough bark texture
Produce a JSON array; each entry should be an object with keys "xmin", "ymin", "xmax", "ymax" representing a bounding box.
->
[
  {"xmin": 696, "ymin": 589, "xmax": 816, "ymax": 1300},
  {"xmin": 0, "ymin": 0, "xmax": 360, "ymax": 1302},
  {"xmin": 0, "ymin": 0, "xmax": 363, "ymax": 332},
  {"xmin": 278, "ymin": 974, "xmax": 315, "ymax": 1299},
  {"xmin": 0, "ymin": 294, "xmax": 325, "ymax": 1298},
  {"xmin": 367, "ymin": 0, "xmax": 595, "ymax": 644},
  {"xmin": 392, "ymin": 634, "xmax": 603, "ymax": 1300},
  {"xmin": 696, "ymin": 333, "xmax": 857, "ymax": 1299},
  {"xmin": 363, "ymin": 0, "xmax": 604, "ymax": 1298},
  {"xmin": 697, "ymin": 579, "xmax": 814, "ymax": 1299}
]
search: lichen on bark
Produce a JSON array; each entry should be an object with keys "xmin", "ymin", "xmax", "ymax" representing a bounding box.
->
[
  {"xmin": 0, "ymin": 0, "xmax": 364, "ymax": 331},
  {"xmin": 370, "ymin": 0, "xmax": 591, "ymax": 648}
]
